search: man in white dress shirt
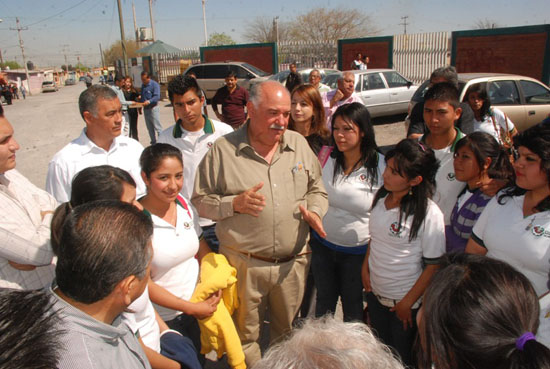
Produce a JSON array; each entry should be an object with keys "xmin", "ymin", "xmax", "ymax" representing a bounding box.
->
[
  {"xmin": 0, "ymin": 106, "xmax": 57, "ymax": 289},
  {"xmin": 46, "ymin": 85, "xmax": 145, "ymax": 202}
]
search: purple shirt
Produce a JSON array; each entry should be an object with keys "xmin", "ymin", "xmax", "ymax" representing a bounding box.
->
[{"xmin": 212, "ymin": 85, "xmax": 249, "ymax": 128}]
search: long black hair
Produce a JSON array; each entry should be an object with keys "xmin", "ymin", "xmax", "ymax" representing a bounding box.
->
[
  {"xmin": 50, "ymin": 165, "xmax": 136, "ymax": 255},
  {"xmin": 418, "ymin": 253, "xmax": 550, "ymax": 369},
  {"xmin": 330, "ymin": 102, "xmax": 380, "ymax": 187},
  {"xmin": 454, "ymin": 131, "xmax": 514, "ymax": 186},
  {"xmin": 465, "ymin": 82, "xmax": 491, "ymax": 118},
  {"xmin": 498, "ymin": 123, "xmax": 550, "ymax": 211},
  {"xmin": 372, "ymin": 139, "xmax": 440, "ymax": 241}
]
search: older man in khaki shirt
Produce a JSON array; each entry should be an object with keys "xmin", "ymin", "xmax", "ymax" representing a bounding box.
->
[{"xmin": 193, "ymin": 81, "xmax": 328, "ymax": 366}]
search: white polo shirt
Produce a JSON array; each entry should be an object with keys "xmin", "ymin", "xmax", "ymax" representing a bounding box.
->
[
  {"xmin": 45, "ymin": 129, "xmax": 145, "ymax": 203},
  {"xmin": 158, "ymin": 117, "xmax": 233, "ymax": 227},
  {"xmin": 422, "ymin": 130, "xmax": 466, "ymax": 225},
  {"xmin": 123, "ymin": 286, "xmax": 161, "ymax": 352},
  {"xmin": 368, "ymin": 198, "xmax": 445, "ymax": 300},
  {"xmin": 321, "ymin": 155, "xmax": 385, "ymax": 247},
  {"xmin": 472, "ymin": 195, "xmax": 550, "ymax": 296},
  {"xmin": 148, "ymin": 196, "xmax": 202, "ymax": 321},
  {"xmin": 473, "ymin": 108, "xmax": 515, "ymax": 145}
]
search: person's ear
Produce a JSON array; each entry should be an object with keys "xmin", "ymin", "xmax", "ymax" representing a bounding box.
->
[
  {"xmin": 118, "ymin": 275, "xmax": 137, "ymax": 306},
  {"xmin": 483, "ymin": 157, "xmax": 492, "ymax": 172},
  {"xmin": 409, "ymin": 175, "xmax": 423, "ymax": 187},
  {"xmin": 82, "ymin": 111, "xmax": 94, "ymax": 126},
  {"xmin": 454, "ymin": 107, "xmax": 462, "ymax": 122},
  {"xmin": 141, "ymin": 171, "xmax": 149, "ymax": 187}
]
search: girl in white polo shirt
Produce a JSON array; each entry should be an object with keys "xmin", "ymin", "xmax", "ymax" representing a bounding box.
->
[
  {"xmin": 465, "ymin": 83, "xmax": 518, "ymax": 147},
  {"xmin": 362, "ymin": 139, "xmax": 445, "ymax": 366},
  {"xmin": 311, "ymin": 102, "xmax": 384, "ymax": 322},
  {"xmin": 466, "ymin": 123, "xmax": 550, "ymax": 297},
  {"xmin": 139, "ymin": 143, "xmax": 221, "ymax": 360}
]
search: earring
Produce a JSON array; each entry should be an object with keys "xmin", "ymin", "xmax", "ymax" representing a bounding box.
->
[{"xmin": 408, "ymin": 187, "xmax": 413, "ymax": 196}]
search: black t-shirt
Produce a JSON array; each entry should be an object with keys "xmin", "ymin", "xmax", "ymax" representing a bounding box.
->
[{"xmin": 407, "ymin": 101, "xmax": 475, "ymax": 136}]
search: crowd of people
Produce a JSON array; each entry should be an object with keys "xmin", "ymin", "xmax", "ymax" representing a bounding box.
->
[{"xmin": 1, "ymin": 63, "xmax": 550, "ymax": 369}]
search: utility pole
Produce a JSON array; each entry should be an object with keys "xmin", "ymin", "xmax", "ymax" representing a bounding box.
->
[
  {"xmin": 273, "ymin": 16, "xmax": 279, "ymax": 44},
  {"xmin": 399, "ymin": 16, "xmax": 409, "ymax": 35},
  {"xmin": 202, "ymin": 0, "xmax": 208, "ymax": 46},
  {"xmin": 149, "ymin": 0, "xmax": 156, "ymax": 41},
  {"xmin": 11, "ymin": 18, "xmax": 31, "ymax": 96},
  {"xmin": 132, "ymin": 1, "xmax": 139, "ymax": 48},
  {"xmin": 116, "ymin": 0, "xmax": 128, "ymax": 75},
  {"xmin": 61, "ymin": 44, "xmax": 69, "ymax": 72},
  {"xmin": 99, "ymin": 43, "xmax": 105, "ymax": 69}
]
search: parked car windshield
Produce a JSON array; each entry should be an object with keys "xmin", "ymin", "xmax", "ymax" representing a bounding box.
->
[{"xmin": 242, "ymin": 63, "xmax": 269, "ymax": 77}]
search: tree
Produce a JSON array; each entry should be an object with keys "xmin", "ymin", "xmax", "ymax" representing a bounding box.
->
[
  {"xmin": 0, "ymin": 61, "xmax": 22, "ymax": 70},
  {"xmin": 473, "ymin": 18, "xmax": 501, "ymax": 29},
  {"xmin": 288, "ymin": 8, "xmax": 380, "ymax": 43},
  {"xmin": 74, "ymin": 62, "xmax": 89, "ymax": 72},
  {"xmin": 243, "ymin": 16, "xmax": 290, "ymax": 43},
  {"xmin": 208, "ymin": 32, "xmax": 236, "ymax": 46},
  {"xmin": 103, "ymin": 39, "xmax": 140, "ymax": 66}
]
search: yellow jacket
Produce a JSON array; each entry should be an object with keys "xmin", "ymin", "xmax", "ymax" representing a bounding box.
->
[{"xmin": 190, "ymin": 253, "xmax": 246, "ymax": 369}]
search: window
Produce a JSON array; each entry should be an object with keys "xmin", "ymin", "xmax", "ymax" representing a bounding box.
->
[
  {"xmin": 520, "ymin": 80, "xmax": 550, "ymax": 104},
  {"xmin": 230, "ymin": 65, "xmax": 250, "ymax": 79},
  {"xmin": 488, "ymin": 80, "xmax": 520, "ymax": 105},
  {"xmin": 366, "ymin": 73, "xmax": 386, "ymax": 90},
  {"xmin": 382, "ymin": 71, "xmax": 408, "ymax": 88},
  {"xmin": 203, "ymin": 65, "xmax": 230, "ymax": 79},
  {"xmin": 186, "ymin": 66, "xmax": 204, "ymax": 79}
]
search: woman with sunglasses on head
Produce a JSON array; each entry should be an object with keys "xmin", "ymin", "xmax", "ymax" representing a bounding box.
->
[{"xmin": 466, "ymin": 123, "xmax": 550, "ymax": 297}]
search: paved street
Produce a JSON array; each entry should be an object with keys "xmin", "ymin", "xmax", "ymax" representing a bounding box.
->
[{"xmin": 9, "ymin": 82, "xmax": 406, "ymax": 190}]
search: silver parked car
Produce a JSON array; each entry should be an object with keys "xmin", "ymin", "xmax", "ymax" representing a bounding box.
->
[
  {"xmin": 406, "ymin": 73, "xmax": 550, "ymax": 132},
  {"xmin": 248, "ymin": 67, "xmax": 339, "ymax": 91},
  {"xmin": 325, "ymin": 69, "xmax": 417, "ymax": 118}
]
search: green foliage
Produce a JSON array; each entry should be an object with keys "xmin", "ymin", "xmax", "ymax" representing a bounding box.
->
[
  {"xmin": 208, "ymin": 32, "xmax": 236, "ymax": 46},
  {"xmin": 0, "ymin": 61, "xmax": 22, "ymax": 70},
  {"xmin": 103, "ymin": 39, "xmax": 140, "ymax": 66}
]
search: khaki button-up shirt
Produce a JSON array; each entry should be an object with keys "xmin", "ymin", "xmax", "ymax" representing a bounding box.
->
[{"xmin": 192, "ymin": 124, "xmax": 328, "ymax": 258}]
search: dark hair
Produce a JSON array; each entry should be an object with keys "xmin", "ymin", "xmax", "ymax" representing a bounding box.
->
[
  {"xmin": 50, "ymin": 165, "xmax": 137, "ymax": 255},
  {"xmin": 78, "ymin": 84, "xmax": 117, "ymax": 119},
  {"xmin": 330, "ymin": 102, "xmax": 380, "ymax": 187},
  {"xmin": 418, "ymin": 253, "xmax": 550, "ymax": 369},
  {"xmin": 55, "ymin": 200, "xmax": 153, "ymax": 304},
  {"xmin": 289, "ymin": 84, "xmax": 329, "ymax": 139},
  {"xmin": 114, "ymin": 74, "xmax": 125, "ymax": 83},
  {"xmin": 140, "ymin": 143, "xmax": 183, "ymax": 178},
  {"xmin": 168, "ymin": 74, "xmax": 202, "ymax": 102},
  {"xmin": 424, "ymin": 82, "xmax": 460, "ymax": 109},
  {"xmin": 465, "ymin": 83, "xmax": 491, "ymax": 118},
  {"xmin": 0, "ymin": 103, "xmax": 4, "ymax": 117},
  {"xmin": 226, "ymin": 71, "xmax": 237, "ymax": 79},
  {"xmin": 430, "ymin": 66, "xmax": 458, "ymax": 88},
  {"xmin": 0, "ymin": 289, "xmax": 63, "ymax": 369},
  {"xmin": 372, "ymin": 139, "xmax": 440, "ymax": 241},
  {"xmin": 499, "ymin": 123, "xmax": 550, "ymax": 211},
  {"xmin": 454, "ymin": 132, "xmax": 514, "ymax": 185},
  {"xmin": 141, "ymin": 71, "xmax": 150, "ymax": 78}
]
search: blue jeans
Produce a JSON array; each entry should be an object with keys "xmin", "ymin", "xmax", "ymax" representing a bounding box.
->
[
  {"xmin": 201, "ymin": 224, "xmax": 220, "ymax": 253},
  {"xmin": 310, "ymin": 236, "xmax": 364, "ymax": 322},
  {"xmin": 143, "ymin": 105, "xmax": 163, "ymax": 144},
  {"xmin": 366, "ymin": 292, "xmax": 418, "ymax": 367}
]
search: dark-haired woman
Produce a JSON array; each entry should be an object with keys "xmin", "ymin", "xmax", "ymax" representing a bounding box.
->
[
  {"xmin": 311, "ymin": 102, "xmax": 384, "ymax": 322},
  {"xmin": 139, "ymin": 143, "xmax": 220, "ymax": 360},
  {"xmin": 446, "ymin": 132, "xmax": 514, "ymax": 252},
  {"xmin": 417, "ymin": 253, "xmax": 550, "ymax": 369},
  {"xmin": 362, "ymin": 139, "xmax": 445, "ymax": 366},
  {"xmin": 466, "ymin": 83, "xmax": 518, "ymax": 146},
  {"xmin": 124, "ymin": 76, "xmax": 140, "ymax": 140},
  {"xmin": 466, "ymin": 123, "xmax": 550, "ymax": 296}
]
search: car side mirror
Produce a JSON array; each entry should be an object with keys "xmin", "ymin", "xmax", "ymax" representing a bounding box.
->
[
  {"xmin": 406, "ymin": 81, "xmax": 413, "ymax": 89},
  {"xmin": 246, "ymin": 73, "xmax": 254, "ymax": 80}
]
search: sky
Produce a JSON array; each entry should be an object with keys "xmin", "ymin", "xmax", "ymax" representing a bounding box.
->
[{"xmin": 0, "ymin": 0, "xmax": 547, "ymax": 67}]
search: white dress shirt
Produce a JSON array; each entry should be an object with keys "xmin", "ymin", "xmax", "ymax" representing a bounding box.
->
[
  {"xmin": 0, "ymin": 169, "xmax": 57, "ymax": 289},
  {"xmin": 46, "ymin": 129, "xmax": 146, "ymax": 202}
]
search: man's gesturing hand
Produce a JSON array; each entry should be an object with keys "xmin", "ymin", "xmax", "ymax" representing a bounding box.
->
[
  {"xmin": 233, "ymin": 182, "xmax": 266, "ymax": 216},
  {"xmin": 299, "ymin": 205, "xmax": 327, "ymax": 238}
]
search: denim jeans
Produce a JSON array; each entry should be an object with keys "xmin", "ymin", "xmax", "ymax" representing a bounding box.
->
[
  {"xmin": 166, "ymin": 313, "xmax": 204, "ymax": 366},
  {"xmin": 201, "ymin": 223, "xmax": 220, "ymax": 253},
  {"xmin": 365, "ymin": 292, "xmax": 418, "ymax": 367},
  {"xmin": 143, "ymin": 105, "xmax": 163, "ymax": 144},
  {"xmin": 310, "ymin": 236, "xmax": 364, "ymax": 322}
]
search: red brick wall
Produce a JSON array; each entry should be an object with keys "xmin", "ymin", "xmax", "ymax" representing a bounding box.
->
[
  {"xmin": 454, "ymin": 33, "xmax": 547, "ymax": 81},
  {"xmin": 202, "ymin": 46, "xmax": 275, "ymax": 74},
  {"xmin": 341, "ymin": 42, "xmax": 390, "ymax": 70}
]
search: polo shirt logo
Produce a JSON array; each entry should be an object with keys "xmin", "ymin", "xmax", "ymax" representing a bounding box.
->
[
  {"xmin": 532, "ymin": 226, "xmax": 550, "ymax": 238},
  {"xmin": 447, "ymin": 173, "xmax": 456, "ymax": 181},
  {"xmin": 183, "ymin": 221, "xmax": 192, "ymax": 230},
  {"xmin": 359, "ymin": 174, "xmax": 367, "ymax": 182},
  {"xmin": 207, "ymin": 142, "xmax": 213, "ymax": 148},
  {"xmin": 389, "ymin": 221, "xmax": 403, "ymax": 237}
]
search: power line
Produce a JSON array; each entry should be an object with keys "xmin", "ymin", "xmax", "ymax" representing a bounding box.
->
[
  {"xmin": 24, "ymin": 0, "xmax": 89, "ymax": 27},
  {"xmin": 399, "ymin": 16, "xmax": 409, "ymax": 35},
  {"xmin": 10, "ymin": 18, "xmax": 31, "ymax": 95}
]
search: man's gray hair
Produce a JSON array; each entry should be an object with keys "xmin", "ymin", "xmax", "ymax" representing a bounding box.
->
[
  {"xmin": 78, "ymin": 84, "xmax": 118, "ymax": 119},
  {"xmin": 338, "ymin": 71, "xmax": 355, "ymax": 82},
  {"xmin": 430, "ymin": 66, "xmax": 458, "ymax": 88},
  {"xmin": 249, "ymin": 80, "xmax": 287, "ymax": 108},
  {"xmin": 253, "ymin": 316, "xmax": 404, "ymax": 369}
]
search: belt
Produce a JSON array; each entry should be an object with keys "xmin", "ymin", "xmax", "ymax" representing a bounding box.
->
[
  {"xmin": 374, "ymin": 293, "xmax": 421, "ymax": 310},
  {"xmin": 224, "ymin": 245, "xmax": 310, "ymax": 264}
]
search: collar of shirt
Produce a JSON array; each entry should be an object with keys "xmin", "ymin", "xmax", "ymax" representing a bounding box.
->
[
  {"xmin": 420, "ymin": 128, "xmax": 465, "ymax": 153},
  {"xmin": 48, "ymin": 286, "xmax": 130, "ymax": 343},
  {"xmin": 234, "ymin": 121, "xmax": 295, "ymax": 156},
  {"xmin": 77, "ymin": 129, "xmax": 126, "ymax": 155},
  {"xmin": 172, "ymin": 115, "xmax": 215, "ymax": 138}
]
